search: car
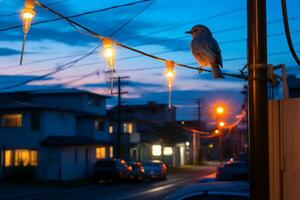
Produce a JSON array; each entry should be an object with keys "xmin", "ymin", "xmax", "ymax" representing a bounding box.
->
[
  {"xmin": 217, "ymin": 161, "xmax": 249, "ymax": 181},
  {"xmin": 143, "ymin": 160, "xmax": 167, "ymax": 180},
  {"xmin": 165, "ymin": 181, "xmax": 249, "ymax": 200},
  {"xmin": 127, "ymin": 161, "xmax": 145, "ymax": 182},
  {"xmin": 92, "ymin": 159, "xmax": 132, "ymax": 182}
]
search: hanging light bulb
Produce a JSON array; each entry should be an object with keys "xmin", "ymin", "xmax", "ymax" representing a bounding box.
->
[
  {"xmin": 165, "ymin": 60, "xmax": 176, "ymax": 109},
  {"xmin": 102, "ymin": 38, "xmax": 115, "ymax": 93},
  {"xmin": 20, "ymin": 0, "xmax": 36, "ymax": 65}
]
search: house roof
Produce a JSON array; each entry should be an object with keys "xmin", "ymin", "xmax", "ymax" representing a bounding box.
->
[
  {"xmin": 40, "ymin": 136, "xmax": 112, "ymax": 146},
  {"xmin": 0, "ymin": 88, "xmax": 111, "ymax": 98},
  {"xmin": 0, "ymin": 99, "xmax": 105, "ymax": 117}
]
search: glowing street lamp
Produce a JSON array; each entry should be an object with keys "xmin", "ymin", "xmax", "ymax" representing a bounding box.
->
[
  {"xmin": 102, "ymin": 38, "xmax": 115, "ymax": 92},
  {"xmin": 219, "ymin": 121, "xmax": 225, "ymax": 127},
  {"xmin": 214, "ymin": 129, "xmax": 220, "ymax": 135},
  {"xmin": 20, "ymin": 0, "xmax": 36, "ymax": 65},
  {"xmin": 165, "ymin": 60, "xmax": 175, "ymax": 109},
  {"xmin": 216, "ymin": 106, "xmax": 224, "ymax": 114}
]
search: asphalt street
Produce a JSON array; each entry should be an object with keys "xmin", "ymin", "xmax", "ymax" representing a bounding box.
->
[{"xmin": 0, "ymin": 165, "xmax": 216, "ymax": 200}]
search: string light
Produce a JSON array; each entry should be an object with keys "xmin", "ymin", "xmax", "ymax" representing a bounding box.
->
[
  {"xmin": 165, "ymin": 60, "xmax": 175, "ymax": 109},
  {"xmin": 20, "ymin": 0, "xmax": 36, "ymax": 66},
  {"xmin": 102, "ymin": 38, "xmax": 115, "ymax": 93}
]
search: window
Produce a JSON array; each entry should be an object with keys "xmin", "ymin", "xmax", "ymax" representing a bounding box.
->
[
  {"xmin": 88, "ymin": 97, "xmax": 102, "ymax": 107},
  {"xmin": 5, "ymin": 150, "xmax": 12, "ymax": 167},
  {"xmin": 95, "ymin": 120, "xmax": 104, "ymax": 131},
  {"xmin": 109, "ymin": 146, "xmax": 113, "ymax": 158},
  {"xmin": 3, "ymin": 149, "xmax": 38, "ymax": 167},
  {"xmin": 123, "ymin": 123, "xmax": 133, "ymax": 134},
  {"xmin": 108, "ymin": 125, "xmax": 113, "ymax": 134},
  {"xmin": 14, "ymin": 150, "xmax": 38, "ymax": 166},
  {"xmin": 1, "ymin": 114, "xmax": 22, "ymax": 128},
  {"xmin": 96, "ymin": 147, "xmax": 106, "ymax": 159},
  {"xmin": 31, "ymin": 113, "xmax": 40, "ymax": 131}
]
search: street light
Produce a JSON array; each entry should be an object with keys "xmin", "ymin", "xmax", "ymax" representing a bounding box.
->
[
  {"xmin": 219, "ymin": 121, "xmax": 225, "ymax": 127},
  {"xmin": 102, "ymin": 38, "xmax": 115, "ymax": 92},
  {"xmin": 165, "ymin": 60, "xmax": 176, "ymax": 109},
  {"xmin": 20, "ymin": 0, "xmax": 36, "ymax": 65},
  {"xmin": 216, "ymin": 106, "xmax": 224, "ymax": 114},
  {"xmin": 214, "ymin": 129, "xmax": 220, "ymax": 135}
]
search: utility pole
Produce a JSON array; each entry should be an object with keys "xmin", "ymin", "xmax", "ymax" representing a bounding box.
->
[
  {"xmin": 195, "ymin": 99, "xmax": 202, "ymax": 164},
  {"xmin": 113, "ymin": 76, "xmax": 129, "ymax": 158},
  {"xmin": 247, "ymin": 0, "xmax": 269, "ymax": 199}
]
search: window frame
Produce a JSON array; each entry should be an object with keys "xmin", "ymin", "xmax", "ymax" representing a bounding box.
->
[{"xmin": 1, "ymin": 113, "xmax": 23, "ymax": 128}]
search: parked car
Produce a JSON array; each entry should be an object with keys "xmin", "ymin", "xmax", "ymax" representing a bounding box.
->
[
  {"xmin": 217, "ymin": 161, "xmax": 249, "ymax": 181},
  {"xmin": 127, "ymin": 161, "xmax": 145, "ymax": 182},
  {"xmin": 93, "ymin": 159, "xmax": 132, "ymax": 182},
  {"xmin": 143, "ymin": 160, "xmax": 167, "ymax": 180},
  {"xmin": 165, "ymin": 181, "xmax": 249, "ymax": 200}
]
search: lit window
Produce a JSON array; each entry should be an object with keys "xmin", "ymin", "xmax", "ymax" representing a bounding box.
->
[
  {"xmin": 123, "ymin": 123, "xmax": 133, "ymax": 134},
  {"xmin": 109, "ymin": 125, "xmax": 113, "ymax": 134},
  {"xmin": 14, "ymin": 149, "xmax": 38, "ymax": 166},
  {"xmin": 152, "ymin": 145, "xmax": 162, "ymax": 156},
  {"xmin": 2, "ymin": 114, "xmax": 22, "ymax": 128},
  {"xmin": 95, "ymin": 120, "xmax": 104, "ymax": 131},
  {"xmin": 5, "ymin": 150, "xmax": 12, "ymax": 167},
  {"xmin": 109, "ymin": 146, "xmax": 113, "ymax": 158},
  {"xmin": 163, "ymin": 147, "xmax": 173, "ymax": 155},
  {"xmin": 96, "ymin": 147, "xmax": 106, "ymax": 159}
]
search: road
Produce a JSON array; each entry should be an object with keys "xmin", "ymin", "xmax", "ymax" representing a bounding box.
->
[{"xmin": 0, "ymin": 165, "xmax": 215, "ymax": 200}]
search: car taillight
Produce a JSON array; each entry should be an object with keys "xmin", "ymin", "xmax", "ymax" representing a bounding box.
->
[
  {"xmin": 127, "ymin": 166, "xmax": 133, "ymax": 171},
  {"xmin": 162, "ymin": 164, "xmax": 167, "ymax": 170}
]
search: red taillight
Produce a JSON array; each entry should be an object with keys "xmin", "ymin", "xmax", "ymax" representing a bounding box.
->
[
  {"xmin": 127, "ymin": 166, "xmax": 133, "ymax": 171},
  {"xmin": 162, "ymin": 164, "xmax": 167, "ymax": 170}
]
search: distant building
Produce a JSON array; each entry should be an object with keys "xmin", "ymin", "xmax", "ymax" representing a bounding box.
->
[
  {"xmin": 287, "ymin": 74, "xmax": 300, "ymax": 98},
  {"xmin": 0, "ymin": 89, "xmax": 119, "ymax": 181},
  {"xmin": 108, "ymin": 102, "xmax": 188, "ymax": 167}
]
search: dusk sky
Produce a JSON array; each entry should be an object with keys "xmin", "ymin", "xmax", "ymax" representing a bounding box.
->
[{"xmin": 0, "ymin": 0, "xmax": 299, "ymax": 120}]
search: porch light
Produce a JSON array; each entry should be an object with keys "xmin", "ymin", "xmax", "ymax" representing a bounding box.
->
[{"xmin": 152, "ymin": 145, "xmax": 162, "ymax": 156}]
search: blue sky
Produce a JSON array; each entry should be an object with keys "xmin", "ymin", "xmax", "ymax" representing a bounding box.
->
[{"xmin": 0, "ymin": 0, "xmax": 299, "ymax": 120}]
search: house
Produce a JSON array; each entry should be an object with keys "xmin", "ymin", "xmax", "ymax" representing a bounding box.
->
[
  {"xmin": 108, "ymin": 101, "xmax": 188, "ymax": 167},
  {"xmin": 0, "ymin": 89, "xmax": 118, "ymax": 181}
]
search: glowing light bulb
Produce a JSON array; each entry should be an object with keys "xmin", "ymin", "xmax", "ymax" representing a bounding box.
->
[
  {"xmin": 216, "ymin": 106, "xmax": 224, "ymax": 114},
  {"xmin": 165, "ymin": 61, "xmax": 176, "ymax": 109},
  {"xmin": 214, "ymin": 130, "xmax": 220, "ymax": 134},
  {"xmin": 219, "ymin": 121, "xmax": 225, "ymax": 127},
  {"xmin": 103, "ymin": 47, "xmax": 114, "ymax": 58}
]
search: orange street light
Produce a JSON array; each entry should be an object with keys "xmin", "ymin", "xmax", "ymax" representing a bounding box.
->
[
  {"xmin": 102, "ymin": 38, "xmax": 115, "ymax": 93},
  {"xmin": 219, "ymin": 121, "xmax": 225, "ymax": 127},
  {"xmin": 20, "ymin": 0, "xmax": 36, "ymax": 65},
  {"xmin": 216, "ymin": 106, "xmax": 225, "ymax": 114},
  {"xmin": 214, "ymin": 129, "xmax": 220, "ymax": 134},
  {"xmin": 165, "ymin": 60, "xmax": 176, "ymax": 109}
]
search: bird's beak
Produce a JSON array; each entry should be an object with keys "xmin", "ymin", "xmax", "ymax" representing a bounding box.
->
[{"xmin": 185, "ymin": 30, "xmax": 192, "ymax": 34}]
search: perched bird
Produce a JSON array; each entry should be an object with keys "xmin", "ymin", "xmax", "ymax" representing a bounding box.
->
[{"xmin": 186, "ymin": 25, "xmax": 224, "ymax": 78}]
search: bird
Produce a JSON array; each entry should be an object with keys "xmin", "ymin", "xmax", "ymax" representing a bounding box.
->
[{"xmin": 186, "ymin": 25, "xmax": 224, "ymax": 78}]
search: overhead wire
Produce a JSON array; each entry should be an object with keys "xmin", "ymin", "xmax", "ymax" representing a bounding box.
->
[
  {"xmin": 281, "ymin": 0, "xmax": 300, "ymax": 66},
  {"xmin": 0, "ymin": 0, "xmax": 151, "ymax": 32}
]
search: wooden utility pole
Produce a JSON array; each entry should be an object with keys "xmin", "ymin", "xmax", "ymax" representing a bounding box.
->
[
  {"xmin": 247, "ymin": 0, "xmax": 269, "ymax": 199},
  {"xmin": 114, "ymin": 76, "xmax": 129, "ymax": 158}
]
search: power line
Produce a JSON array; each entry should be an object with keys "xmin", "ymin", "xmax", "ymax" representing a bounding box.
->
[
  {"xmin": 0, "ymin": 0, "xmax": 71, "ymax": 18},
  {"xmin": 109, "ymin": 0, "xmax": 156, "ymax": 37},
  {"xmin": 0, "ymin": 0, "xmax": 150, "ymax": 32},
  {"xmin": 0, "ymin": 44, "xmax": 100, "ymax": 91}
]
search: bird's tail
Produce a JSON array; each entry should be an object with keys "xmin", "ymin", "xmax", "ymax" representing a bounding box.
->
[{"xmin": 211, "ymin": 64, "xmax": 224, "ymax": 78}]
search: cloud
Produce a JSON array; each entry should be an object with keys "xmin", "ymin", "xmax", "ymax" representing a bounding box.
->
[{"xmin": 0, "ymin": 47, "xmax": 21, "ymax": 56}]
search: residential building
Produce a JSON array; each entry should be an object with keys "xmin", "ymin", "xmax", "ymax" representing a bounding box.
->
[
  {"xmin": 0, "ymin": 89, "xmax": 117, "ymax": 180},
  {"xmin": 108, "ymin": 101, "xmax": 187, "ymax": 167}
]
